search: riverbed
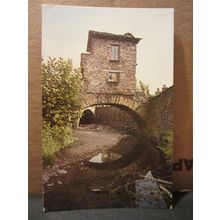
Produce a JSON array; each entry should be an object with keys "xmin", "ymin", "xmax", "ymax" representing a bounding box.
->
[{"xmin": 42, "ymin": 125, "xmax": 168, "ymax": 211}]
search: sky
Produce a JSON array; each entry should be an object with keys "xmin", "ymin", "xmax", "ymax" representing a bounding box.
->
[{"xmin": 42, "ymin": 5, "xmax": 173, "ymax": 94}]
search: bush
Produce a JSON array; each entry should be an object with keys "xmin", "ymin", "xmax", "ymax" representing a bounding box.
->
[
  {"xmin": 157, "ymin": 131, "xmax": 173, "ymax": 167},
  {"xmin": 42, "ymin": 122, "xmax": 77, "ymax": 164},
  {"xmin": 42, "ymin": 57, "xmax": 81, "ymax": 127},
  {"xmin": 42, "ymin": 57, "xmax": 81, "ymax": 164}
]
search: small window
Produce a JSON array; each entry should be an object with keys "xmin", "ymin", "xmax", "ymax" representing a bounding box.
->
[
  {"xmin": 108, "ymin": 72, "xmax": 120, "ymax": 82},
  {"xmin": 111, "ymin": 45, "xmax": 119, "ymax": 61}
]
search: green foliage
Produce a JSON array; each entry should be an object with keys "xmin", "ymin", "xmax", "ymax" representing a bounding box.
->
[
  {"xmin": 42, "ymin": 57, "xmax": 81, "ymax": 164},
  {"xmin": 42, "ymin": 122, "xmax": 78, "ymax": 164},
  {"xmin": 157, "ymin": 131, "xmax": 173, "ymax": 166},
  {"xmin": 42, "ymin": 57, "xmax": 81, "ymax": 127},
  {"xmin": 137, "ymin": 80, "xmax": 150, "ymax": 97}
]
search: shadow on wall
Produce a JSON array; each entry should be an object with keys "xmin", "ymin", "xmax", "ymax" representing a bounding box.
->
[
  {"xmin": 79, "ymin": 109, "xmax": 96, "ymax": 125},
  {"xmin": 79, "ymin": 103, "xmax": 147, "ymax": 134},
  {"xmin": 95, "ymin": 105, "xmax": 140, "ymax": 134}
]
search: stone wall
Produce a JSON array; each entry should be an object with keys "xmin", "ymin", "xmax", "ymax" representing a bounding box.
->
[
  {"xmin": 80, "ymin": 88, "xmax": 173, "ymax": 138},
  {"xmin": 95, "ymin": 106, "xmax": 140, "ymax": 134},
  {"xmin": 141, "ymin": 87, "xmax": 173, "ymax": 143},
  {"xmin": 81, "ymin": 37, "xmax": 137, "ymax": 95}
]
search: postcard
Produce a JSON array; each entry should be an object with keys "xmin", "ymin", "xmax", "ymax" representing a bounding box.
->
[{"xmin": 42, "ymin": 5, "xmax": 174, "ymax": 210}]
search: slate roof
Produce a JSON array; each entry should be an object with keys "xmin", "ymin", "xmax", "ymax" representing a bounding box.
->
[{"xmin": 86, "ymin": 30, "xmax": 142, "ymax": 52}]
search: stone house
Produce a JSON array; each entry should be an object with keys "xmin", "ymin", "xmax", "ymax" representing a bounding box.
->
[{"xmin": 81, "ymin": 30, "xmax": 141, "ymax": 96}]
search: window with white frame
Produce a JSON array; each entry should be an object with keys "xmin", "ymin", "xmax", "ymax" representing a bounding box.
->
[
  {"xmin": 108, "ymin": 72, "xmax": 120, "ymax": 82},
  {"xmin": 111, "ymin": 45, "xmax": 119, "ymax": 61}
]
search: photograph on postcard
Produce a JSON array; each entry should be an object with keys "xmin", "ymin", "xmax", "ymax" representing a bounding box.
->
[{"xmin": 42, "ymin": 5, "xmax": 174, "ymax": 210}]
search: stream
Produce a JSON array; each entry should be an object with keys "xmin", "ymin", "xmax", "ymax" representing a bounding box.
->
[{"xmin": 43, "ymin": 125, "xmax": 171, "ymax": 211}]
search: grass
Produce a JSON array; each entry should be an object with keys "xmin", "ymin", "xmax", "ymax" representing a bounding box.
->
[{"xmin": 42, "ymin": 124, "xmax": 77, "ymax": 165}]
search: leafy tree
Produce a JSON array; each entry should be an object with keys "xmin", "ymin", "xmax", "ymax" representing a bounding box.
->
[
  {"xmin": 138, "ymin": 80, "xmax": 150, "ymax": 97},
  {"xmin": 136, "ymin": 80, "xmax": 157, "ymax": 99},
  {"xmin": 42, "ymin": 57, "xmax": 81, "ymax": 127},
  {"xmin": 42, "ymin": 57, "xmax": 81, "ymax": 164}
]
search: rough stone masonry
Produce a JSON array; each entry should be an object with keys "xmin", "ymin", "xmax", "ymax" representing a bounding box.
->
[
  {"xmin": 80, "ymin": 30, "xmax": 173, "ymax": 143},
  {"xmin": 81, "ymin": 30, "xmax": 141, "ymax": 96}
]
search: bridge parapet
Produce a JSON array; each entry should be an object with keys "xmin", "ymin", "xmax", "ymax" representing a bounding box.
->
[{"xmin": 80, "ymin": 87, "xmax": 173, "ymax": 139}]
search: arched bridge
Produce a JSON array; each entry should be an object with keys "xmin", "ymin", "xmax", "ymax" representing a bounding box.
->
[
  {"xmin": 81, "ymin": 93, "xmax": 146, "ymax": 133},
  {"xmin": 80, "ymin": 87, "xmax": 173, "ymax": 140}
]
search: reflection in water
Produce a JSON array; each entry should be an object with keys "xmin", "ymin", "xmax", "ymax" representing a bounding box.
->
[{"xmin": 89, "ymin": 152, "xmax": 122, "ymax": 163}]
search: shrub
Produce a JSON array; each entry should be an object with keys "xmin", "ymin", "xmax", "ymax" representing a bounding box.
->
[
  {"xmin": 42, "ymin": 122, "xmax": 77, "ymax": 164},
  {"xmin": 42, "ymin": 57, "xmax": 81, "ymax": 127},
  {"xmin": 157, "ymin": 131, "xmax": 173, "ymax": 167},
  {"xmin": 42, "ymin": 57, "xmax": 81, "ymax": 164}
]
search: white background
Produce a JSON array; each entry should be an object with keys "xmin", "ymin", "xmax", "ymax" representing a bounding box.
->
[
  {"xmin": 0, "ymin": 0, "xmax": 220, "ymax": 219},
  {"xmin": 194, "ymin": 0, "xmax": 220, "ymax": 219}
]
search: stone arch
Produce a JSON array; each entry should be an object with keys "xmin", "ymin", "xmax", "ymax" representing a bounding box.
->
[
  {"xmin": 82, "ymin": 94, "xmax": 140, "ymax": 112},
  {"xmin": 79, "ymin": 109, "xmax": 96, "ymax": 126},
  {"xmin": 81, "ymin": 94, "xmax": 146, "ymax": 133}
]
